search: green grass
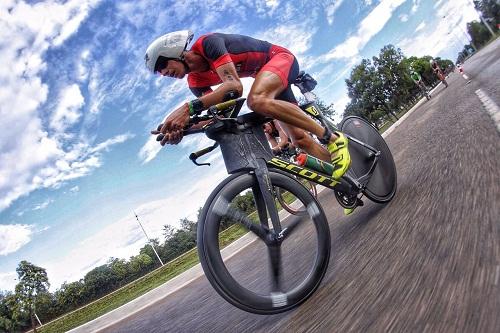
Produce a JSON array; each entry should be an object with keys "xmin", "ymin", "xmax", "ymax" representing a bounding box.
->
[
  {"xmin": 37, "ymin": 221, "xmax": 258, "ymax": 333},
  {"xmin": 378, "ymin": 100, "xmax": 421, "ymax": 134}
]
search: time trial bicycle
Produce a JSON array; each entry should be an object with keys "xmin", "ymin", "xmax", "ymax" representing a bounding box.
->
[{"xmin": 157, "ymin": 72, "xmax": 397, "ymax": 314}]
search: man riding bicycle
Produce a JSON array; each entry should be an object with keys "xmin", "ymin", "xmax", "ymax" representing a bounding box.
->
[
  {"xmin": 146, "ymin": 30, "xmax": 351, "ymax": 180},
  {"xmin": 410, "ymin": 68, "xmax": 430, "ymax": 99}
]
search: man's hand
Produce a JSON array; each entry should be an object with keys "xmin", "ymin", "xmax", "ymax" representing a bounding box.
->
[{"xmin": 150, "ymin": 104, "xmax": 190, "ymax": 145}]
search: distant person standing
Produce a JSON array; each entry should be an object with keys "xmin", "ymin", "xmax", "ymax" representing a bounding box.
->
[{"xmin": 457, "ymin": 63, "xmax": 471, "ymax": 84}]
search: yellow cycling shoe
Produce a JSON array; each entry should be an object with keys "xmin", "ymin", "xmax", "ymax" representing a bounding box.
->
[
  {"xmin": 326, "ymin": 131, "xmax": 351, "ymax": 179},
  {"xmin": 343, "ymin": 207, "xmax": 356, "ymax": 216}
]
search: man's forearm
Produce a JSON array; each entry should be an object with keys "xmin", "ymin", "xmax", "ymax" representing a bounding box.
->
[{"xmin": 196, "ymin": 83, "xmax": 242, "ymax": 111}]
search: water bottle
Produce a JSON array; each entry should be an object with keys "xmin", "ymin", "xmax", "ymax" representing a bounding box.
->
[{"xmin": 296, "ymin": 153, "xmax": 334, "ymax": 175}]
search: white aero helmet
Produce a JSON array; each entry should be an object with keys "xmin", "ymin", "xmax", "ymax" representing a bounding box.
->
[{"xmin": 144, "ymin": 30, "xmax": 194, "ymax": 73}]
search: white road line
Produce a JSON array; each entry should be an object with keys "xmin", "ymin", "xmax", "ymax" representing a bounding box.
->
[
  {"xmin": 495, "ymin": 265, "xmax": 500, "ymax": 286},
  {"xmin": 475, "ymin": 89, "xmax": 500, "ymax": 132}
]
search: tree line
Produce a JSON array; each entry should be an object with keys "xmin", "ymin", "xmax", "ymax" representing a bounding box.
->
[
  {"xmin": 457, "ymin": 0, "xmax": 499, "ymax": 63},
  {"xmin": 343, "ymin": 44, "xmax": 453, "ymax": 127}
]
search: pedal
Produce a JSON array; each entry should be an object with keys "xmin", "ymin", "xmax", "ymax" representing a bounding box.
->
[{"xmin": 356, "ymin": 197, "xmax": 364, "ymax": 207}]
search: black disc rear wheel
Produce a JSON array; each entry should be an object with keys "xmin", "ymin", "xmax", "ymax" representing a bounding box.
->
[{"xmin": 340, "ymin": 116, "xmax": 397, "ymax": 203}]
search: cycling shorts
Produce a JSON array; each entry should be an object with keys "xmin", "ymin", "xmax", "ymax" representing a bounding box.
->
[
  {"xmin": 260, "ymin": 45, "xmax": 299, "ymax": 104},
  {"xmin": 261, "ymin": 45, "xmax": 299, "ymax": 88}
]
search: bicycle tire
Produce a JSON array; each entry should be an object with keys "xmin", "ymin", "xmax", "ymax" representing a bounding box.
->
[
  {"xmin": 275, "ymin": 179, "xmax": 317, "ymax": 216},
  {"xmin": 340, "ymin": 116, "xmax": 397, "ymax": 203},
  {"xmin": 197, "ymin": 171, "xmax": 330, "ymax": 314}
]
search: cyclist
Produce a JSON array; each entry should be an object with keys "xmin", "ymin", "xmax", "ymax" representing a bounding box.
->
[
  {"xmin": 430, "ymin": 59, "xmax": 448, "ymax": 88},
  {"xmin": 263, "ymin": 120, "xmax": 293, "ymax": 155},
  {"xmin": 146, "ymin": 31, "xmax": 351, "ymax": 180},
  {"xmin": 410, "ymin": 68, "xmax": 430, "ymax": 99}
]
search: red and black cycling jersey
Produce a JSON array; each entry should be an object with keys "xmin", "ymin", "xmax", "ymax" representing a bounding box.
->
[
  {"xmin": 188, "ymin": 33, "xmax": 273, "ymax": 96},
  {"xmin": 187, "ymin": 33, "xmax": 300, "ymax": 104}
]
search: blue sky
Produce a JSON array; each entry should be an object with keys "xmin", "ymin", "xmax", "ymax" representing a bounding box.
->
[{"xmin": 0, "ymin": 0, "xmax": 479, "ymax": 291}]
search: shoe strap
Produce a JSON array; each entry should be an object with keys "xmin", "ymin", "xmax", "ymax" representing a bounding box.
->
[{"xmin": 318, "ymin": 127, "xmax": 333, "ymax": 144}]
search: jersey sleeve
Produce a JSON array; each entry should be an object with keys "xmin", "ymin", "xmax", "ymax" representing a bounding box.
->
[
  {"xmin": 187, "ymin": 71, "xmax": 221, "ymax": 97},
  {"xmin": 202, "ymin": 34, "xmax": 233, "ymax": 68}
]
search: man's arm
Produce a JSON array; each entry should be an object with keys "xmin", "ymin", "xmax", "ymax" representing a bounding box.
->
[
  {"xmin": 274, "ymin": 121, "xmax": 291, "ymax": 150},
  {"xmin": 194, "ymin": 62, "xmax": 243, "ymax": 109},
  {"xmin": 265, "ymin": 132, "xmax": 279, "ymax": 150}
]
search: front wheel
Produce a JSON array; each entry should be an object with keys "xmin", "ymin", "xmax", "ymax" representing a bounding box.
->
[
  {"xmin": 340, "ymin": 116, "xmax": 397, "ymax": 203},
  {"xmin": 197, "ymin": 171, "xmax": 330, "ymax": 314}
]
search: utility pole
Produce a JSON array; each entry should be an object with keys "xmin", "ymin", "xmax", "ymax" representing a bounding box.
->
[
  {"xmin": 443, "ymin": 15, "xmax": 477, "ymax": 52},
  {"xmin": 133, "ymin": 211, "xmax": 164, "ymax": 266},
  {"xmin": 34, "ymin": 311, "xmax": 42, "ymax": 327},
  {"xmin": 470, "ymin": 0, "xmax": 496, "ymax": 37}
]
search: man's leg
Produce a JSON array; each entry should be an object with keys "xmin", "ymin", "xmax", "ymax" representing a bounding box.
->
[
  {"xmin": 247, "ymin": 70, "xmax": 350, "ymax": 179},
  {"xmin": 247, "ymin": 71, "xmax": 327, "ymax": 140},
  {"xmin": 278, "ymin": 121, "xmax": 329, "ymax": 161}
]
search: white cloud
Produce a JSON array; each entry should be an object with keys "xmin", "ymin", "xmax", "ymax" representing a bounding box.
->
[
  {"xmin": 0, "ymin": 133, "xmax": 133, "ymax": 211},
  {"xmin": 257, "ymin": 23, "xmax": 317, "ymax": 57},
  {"xmin": 33, "ymin": 199, "xmax": 54, "ymax": 211},
  {"xmin": 44, "ymin": 161, "xmax": 228, "ymax": 288},
  {"xmin": 411, "ymin": 0, "xmax": 421, "ymax": 13},
  {"xmin": 69, "ymin": 185, "xmax": 80, "ymax": 193},
  {"xmin": 139, "ymin": 136, "xmax": 164, "ymax": 165},
  {"xmin": 0, "ymin": 0, "xmax": 138, "ymax": 213},
  {"xmin": 415, "ymin": 21, "xmax": 426, "ymax": 32},
  {"xmin": 326, "ymin": 0, "xmax": 345, "ymax": 25},
  {"xmin": 397, "ymin": 0, "xmax": 479, "ymax": 58},
  {"xmin": 265, "ymin": 0, "xmax": 280, "ymax": 15},
  {"xmin": 89, "ymin": 133, "xmax": 135, "ymax": 154},
  {"xmin": 50, "ymin": 84, "xmax": 85, "ymax": 133},
  {"xmin": 400, "ymin": 14, "xmax": 409, "ymax": 22},
  {"xmin": 434, "ymin": 0, "xmax": 445, "ymax": 9},
  {"xmin": 322, "ymin": 0, "xmax": 406, "ymax": 61},
  {"xmin": 77, "ymin": 49, "xmax": 91, "ymax": 82},
  {"xmin": 333, "ymin": 94, "xmax": 351, "ymax": 122},
  {"xmin": 0, "ymin": 224, "xmax": 34, "ymax": 256},
  {"xmin": 0, "ymin": 271, "xmax": 17, "ymax": 292}
]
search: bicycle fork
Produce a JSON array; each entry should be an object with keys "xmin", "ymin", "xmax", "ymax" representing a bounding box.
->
[{"xmin": 251, "ymin": 159, "xmax": 285, "ymax": 292}]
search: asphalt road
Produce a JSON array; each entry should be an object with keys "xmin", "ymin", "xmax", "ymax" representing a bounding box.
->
[{"xmin": 102, "ymin": 40, "xmax": 500, "ymax": 333}]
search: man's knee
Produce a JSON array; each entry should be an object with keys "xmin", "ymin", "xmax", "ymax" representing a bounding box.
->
[{"xmin": 247, "ymin": 93, "xmax": 271, "ymax": 114}]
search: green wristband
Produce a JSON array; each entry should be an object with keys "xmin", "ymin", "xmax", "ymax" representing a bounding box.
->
[
  {"xmin": 188, "ymin": 101, "xmax": 195, "ymax": 116},
  {"xmin": 189, "ymin": 98, "xmax": 204, "ymax": 116}
]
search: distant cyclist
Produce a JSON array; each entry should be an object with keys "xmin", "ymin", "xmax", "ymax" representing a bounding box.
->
[
  {"xmin": 263, "ymin": 120, "xmax": 294, "ymax": 155},
  {"xmin": 146, "ymin": 31, "xmax": 351, "ymax": 180},
  {"xmin": 410, "ymin": 68, "xmax": 431, "ymax": 100},
  {"xmin": 430, "ymin": 59, "xmax": 448, "ymax": 88}
]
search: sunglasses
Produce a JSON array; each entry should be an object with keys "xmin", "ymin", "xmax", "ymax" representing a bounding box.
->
[{"xmin": 154, "ymin": 57, "xmax": 169, "ymax": 73}]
